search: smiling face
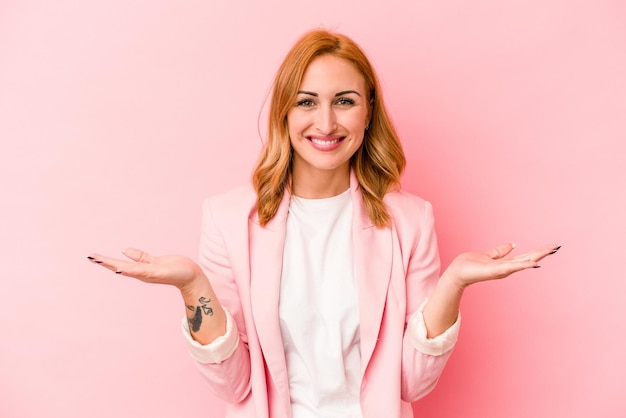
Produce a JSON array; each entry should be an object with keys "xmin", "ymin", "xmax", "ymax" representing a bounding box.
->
[{"xmin": 287, "ymin": 54, "xmax": 370, "ymax": 197}]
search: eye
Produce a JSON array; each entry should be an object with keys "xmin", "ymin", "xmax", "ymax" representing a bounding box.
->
[
  {"xmin": 335, "ymin": 97, "xmax": 355, "ymax": 106},
  {"xmin": 296, "ymin": 99, "xmax": 315, "ymax": 107}
]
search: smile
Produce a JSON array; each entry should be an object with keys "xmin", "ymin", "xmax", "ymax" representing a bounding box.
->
[{"xmin": 307, "ymin": 135, "xmax": 344, "ymax": 145}]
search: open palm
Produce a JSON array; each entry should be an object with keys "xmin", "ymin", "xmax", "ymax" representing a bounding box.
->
[
  {"xmin": 444, "ymin": 243, "xmax": 559, "ymax": 289},
  {"xmin": 88, "ymin": 248, "xmax": 204, "ymax": 292}
]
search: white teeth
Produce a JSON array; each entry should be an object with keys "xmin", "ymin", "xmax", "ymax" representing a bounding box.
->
[{"xmin": 310, "ymin": 137, "xmax": 340, "ymax": 145}]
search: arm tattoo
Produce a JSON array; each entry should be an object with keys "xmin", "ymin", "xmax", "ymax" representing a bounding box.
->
[{"xmin": 186, "ymin": 296, "xmax": 214, "ymax": 333}]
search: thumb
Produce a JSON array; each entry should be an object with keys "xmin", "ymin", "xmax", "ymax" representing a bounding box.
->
[
  {"xmin": 123, "ymin": 248, "xmax": 154, "ymax": 263},
  {"xmin": 486, "ymin": 242, "xmax": 516, "ymax": 260}
]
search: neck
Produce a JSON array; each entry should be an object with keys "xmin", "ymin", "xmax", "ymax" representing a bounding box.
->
[{"xmin": 291, "ymin": 166, "xmax": 350, "ymax": 198}]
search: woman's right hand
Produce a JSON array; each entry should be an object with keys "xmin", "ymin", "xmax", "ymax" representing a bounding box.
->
[
  {"xmin": 89, "ymin": 248, "xmax": 227, "ymax": 343},
  {"xmin": 87, "ymin": 248, "xmax": 206, "ymax": 295}
]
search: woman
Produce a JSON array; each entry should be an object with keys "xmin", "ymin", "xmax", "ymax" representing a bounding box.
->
[{"xmin": 89, "ymin": 29, "xmax": 559, "ymax": 418}]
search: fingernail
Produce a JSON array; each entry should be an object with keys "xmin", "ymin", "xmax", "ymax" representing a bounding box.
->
[
  {"xmin": 511, "ymin": 243, "xmax": 517, "ymax": 249},
  {"xmin": 87, "ymin": 256, "xmax": 95, "ymax": 260},
  {"xmin": 94, "ymin": 260, "xmax": 103, "ymax": 264},
  {"xmin": 115, "ymin": 271, "xmax": 122, "ymax": 274},
  {"xmin": 549, "ymin": 245, "xmax": 562, "ymax": 255},
  {"xmin": 533, "ymin": 265, "xmax": 541, "ymax": 268}
]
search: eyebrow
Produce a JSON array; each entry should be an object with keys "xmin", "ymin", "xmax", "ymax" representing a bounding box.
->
[{"xmin": 297, "ymin": 90, "xmax": 362, "ymax": 97}]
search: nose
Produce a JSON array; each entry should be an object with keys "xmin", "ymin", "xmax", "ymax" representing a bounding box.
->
[{"xmin": 315, "ymin": 105, "xmax": 337, "ymax": 134}]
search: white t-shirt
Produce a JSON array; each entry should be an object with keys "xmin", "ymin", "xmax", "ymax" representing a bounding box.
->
[{"xmin": 279, "ymin": 189, "xmax": 362, "ymax": 418}]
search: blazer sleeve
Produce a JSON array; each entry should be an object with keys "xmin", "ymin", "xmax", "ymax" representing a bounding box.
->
[
  {"xmin": 182, "ymin": 197, "xmax": 252, "ymax": 404},
  {"xmin": 399, "ymin": 200, "xmax": 460, "ymax": 402}
]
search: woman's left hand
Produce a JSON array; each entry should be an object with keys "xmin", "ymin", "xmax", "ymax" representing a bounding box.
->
[{"xmin": 443, "ymin": 243, "xmax": 561, "ymax": 290}]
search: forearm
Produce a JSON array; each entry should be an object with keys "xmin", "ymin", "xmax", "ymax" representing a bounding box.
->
[
  {"xmin": 181, "ymin": 278, "xmax": 250, "ymax": 403},
  {"xmin": 180, "ymin": 274, "xmax": 227, "ymax": 345},
  {"xmin": 422, "ymin": 273, "xmax": 464, "ymax": 338}
]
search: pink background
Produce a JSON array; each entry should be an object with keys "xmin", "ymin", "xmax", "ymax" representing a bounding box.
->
[{"xmin": 1, "ymin": 1, "xmax": 625, "ymax": 417}]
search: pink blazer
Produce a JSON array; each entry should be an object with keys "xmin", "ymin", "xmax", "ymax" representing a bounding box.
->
[{"xmin": 193, "ymin": 172, "xmax": 455, "ymax": 418}]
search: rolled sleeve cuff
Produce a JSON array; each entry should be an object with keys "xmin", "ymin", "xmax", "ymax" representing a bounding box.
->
[
  {"xmin": 181, "ymin": 308, "xmax": 239, "ymax": 364},
  {"xmin": 408, "ymin": 298, "xmax": 460, "ymax": 356}
]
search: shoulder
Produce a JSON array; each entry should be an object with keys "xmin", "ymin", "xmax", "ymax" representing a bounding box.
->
[
  {"xmin": 383, "ymin": 188, "xmax": 434, "ymax": 222},
  {"xmin": 382, "ymin": 188, "xmax": 437, "ymax": 251}
]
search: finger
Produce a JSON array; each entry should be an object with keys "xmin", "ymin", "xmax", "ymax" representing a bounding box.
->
[
  {"xmin": 540, "ymin": 244, "xmax": 562, "ymax": 260},
  {"xmin": 88, "ymin": 252, "xmax": 158, "ymax": 280},
  {"xmin": 115, "ymin": 260, "xmax": 159, "ymax": 279},
  {"xmin": 486, "ymin": 243, "xmax": 516, "ymax": 260},
  {"xmin": 511, "ymin": 244, "xmax": 560, "ymax": 263},
  {"xmin": 122, "ymin": 248, "xmax": 154, "ymax": 263},
  {"xmin": 87, "ymin": 252, "xmax": 130, "ymax": 273},
  {"xmin": 495, "ymin": 258, "xmax": 541, "ymax": 277}
]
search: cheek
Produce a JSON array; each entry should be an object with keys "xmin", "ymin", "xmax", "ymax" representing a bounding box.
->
[
  {"xmin": 286, "ymin": 112, "xmax": 306, "ymax": 136},
  {"xmin": 342, "ymin": 111, "xmax": 368, "ymax": 132}
]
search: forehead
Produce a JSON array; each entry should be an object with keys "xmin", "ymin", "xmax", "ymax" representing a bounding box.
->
[{"xmin": 299, "ymin": 54, "xmax": 365, "ymax": 92}]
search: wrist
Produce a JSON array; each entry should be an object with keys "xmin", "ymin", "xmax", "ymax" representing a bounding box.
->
[
  {"xmin": 178, "ymin": 269, "xmax": 211, "ymax": 299},
  {"xmin": 438, "ymin": 271, "xmax": 468, "ymax": 295}
]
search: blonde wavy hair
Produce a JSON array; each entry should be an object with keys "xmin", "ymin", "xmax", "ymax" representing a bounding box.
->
[{"xmin": 252, "ymin": 29, "xmax": 406, "ymax": 227}]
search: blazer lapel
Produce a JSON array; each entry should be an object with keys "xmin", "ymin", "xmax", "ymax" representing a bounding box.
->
[
  {"xmin": 248, "ymin": 191, "xmax": 291, "ymax": 413},
  {"xmin": 350, "ymin": 172, "xmax": 393, "ymax": 377}
]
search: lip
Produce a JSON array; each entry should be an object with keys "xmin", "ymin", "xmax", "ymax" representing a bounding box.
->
[{"xmin": 307, "ymin": 135, "xmax": 345, "ymax": 151}]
